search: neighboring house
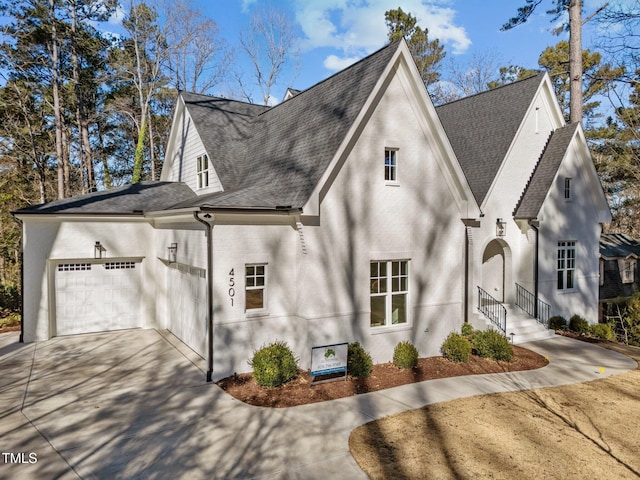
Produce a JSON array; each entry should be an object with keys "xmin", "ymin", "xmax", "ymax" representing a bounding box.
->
[
  {"xmin": 14, "ymin": 39, "xmax": 611, "ymax": 382},
  {"xmin": 599, "ymin": 233, "xmax": 640, "ymax": 321}
]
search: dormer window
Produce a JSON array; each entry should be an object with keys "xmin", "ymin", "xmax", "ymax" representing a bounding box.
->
[
  {"xmin": 197, "ymin": 154, "xmax": 209, "ymax": 189},
  {"xmin": 564, "ymin": 177, "xmax": 572, "ymax": 200},
  {"xmin": 385, "ymin": 148, "xmax": 398, "ymax": 183}
]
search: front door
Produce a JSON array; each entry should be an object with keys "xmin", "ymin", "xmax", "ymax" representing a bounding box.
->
[{"xmin": 482, "ymin": 239, "xmax": 505, "ymax": 302}]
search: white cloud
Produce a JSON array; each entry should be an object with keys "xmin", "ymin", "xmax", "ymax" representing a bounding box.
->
[
  {"xmin": 108, "ymin": 5, "xmax": 126, "ymax": 25},
  {"xmin": 323, "ymin": 54, "xmax": 363, "ymax": 71},
  {"xmin": 294, "ymin": 0, "xmax": 471, "ymax": 58},
  {"xmin": 241, "ymin": 0, "xmax": 258, "ymax": 13}
]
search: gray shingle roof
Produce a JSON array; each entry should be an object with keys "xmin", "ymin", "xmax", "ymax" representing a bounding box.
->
[
  {"xmin": 177, "ymin": 40, "xmax": 400, "ymax": 209},
  {"xmin": 436, "ymin": 74, "xmax": 544, "ymax": 206},
  {"xmin": 514, "ymin": 123, "xmax": 579, "ymax": 219},
  {"xmin": 180, "ymin": 94, "xmax": 269, "ymax": 192},
  {"xmin": 14, "ymin": 181, "xmax": 197, "ymax": 215},
  {"xmin": 601, "ymin": 233, "xmax": 640, "ymax": 259}
]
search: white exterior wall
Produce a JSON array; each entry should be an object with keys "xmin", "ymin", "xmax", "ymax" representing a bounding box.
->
[
  {"xmin": 209, "ymin": 220, "xmax": 300, "ymax": 380},
  {"xmin": 537, "ymin": 142, "xmax": 602, "ymax": 322},
  {"xmin": 297, "ymin": 67, "xmax": 466, "ymax": 365},
  {"xmin": 22, "ymin": 218, "xmax": 156, "ymax": 342},
  {"xmin": 162, "ymin": 106, "xmax": 223, "ymax": 195},
  {"xmin": 472, "ymin": 88, "xmax": 562, "ymax": 306}
]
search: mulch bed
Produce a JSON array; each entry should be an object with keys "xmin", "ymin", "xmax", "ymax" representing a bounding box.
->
[{"xmin": 216, "ymin": 345, "xmax": 548, "ymax": 408}]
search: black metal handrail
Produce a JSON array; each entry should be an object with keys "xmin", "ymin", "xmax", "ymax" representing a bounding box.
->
[
  {"xmin": 477, "ymin": 286, "xmax": 506, "ymax": 334},
  {"xmin": 515, "ymin": 283, "xmax": 550, "ymax": 328}
]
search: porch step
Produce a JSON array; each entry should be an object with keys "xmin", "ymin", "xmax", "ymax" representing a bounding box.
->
[{"xmin": 479, "ymin": 305, "xmax": 555, "ymax": 345}]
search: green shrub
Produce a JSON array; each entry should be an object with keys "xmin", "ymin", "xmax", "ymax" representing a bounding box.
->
[
  {"xmin": 0, "ymin": 284, "xmax": 21, "ymax": 313},
  {"xmin": 249, "ymin": 341, "xmax": 299, "ymax": 388},
  {"xmin": 393, "ymin": 341, "xmax": 419, "ymax": 369},
  {"xmin": 569, "ymin": 314, "xmax": 590, "ymax": 334},
  {"xmin": 348, "ymin": 342, "xmax": 373, "ymax": 378},
  {"xmin": 473, "ymin": 329, "xmax": 513, "ymax": 362},
  {"xmin": 0, "ymin": 313, "xmax": 21, "ymax": 328},
  {"xmin": 441, "ymin": 332, "xmax": 472, "ymax": 363},
  {"xmin": 549, "ymin": 315, "xmax": 567, "ymax": 330},
  {"xmin": 590, "ymin": 323, "xmax": 616, "ymax": 341},
  {"xmin": 461, "ymin": 322, "xmax": 475, "ymax": 336}
]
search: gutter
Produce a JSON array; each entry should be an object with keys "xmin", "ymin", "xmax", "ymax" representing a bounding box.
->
[
  {"xmin": 530, "ymin": 220, "xmax": 540, "ymax": 318},
  {"xmin": 193, "ymin": 211, "xmax": 215, "ymax": 383}
]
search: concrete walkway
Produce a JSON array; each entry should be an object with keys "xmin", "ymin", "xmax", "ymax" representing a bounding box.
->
[{"xmin": 0, "ymin": 329, "xmax": 636, "ymax": 479}]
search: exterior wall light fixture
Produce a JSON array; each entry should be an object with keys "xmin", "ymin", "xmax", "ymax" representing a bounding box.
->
[
  {"xmin": 496, "ymin": 218, "xmax": 506, "ymax": 237},
  {"xmin": 94, "ymin": 241, "xmax": 106, "ymax": 259},
  {"xmin": 168, "ymin": 243, "xmax": 178, "ymax": 264}
]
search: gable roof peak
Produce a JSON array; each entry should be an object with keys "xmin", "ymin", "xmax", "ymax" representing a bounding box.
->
[{"xmin": 439, "ymin": 72, "xmax": 545, "ymax": 108}]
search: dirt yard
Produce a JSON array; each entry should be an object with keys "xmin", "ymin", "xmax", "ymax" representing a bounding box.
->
[{"xmin": 349, "ymin": 341, "xmax": 640, "ymax": 480}]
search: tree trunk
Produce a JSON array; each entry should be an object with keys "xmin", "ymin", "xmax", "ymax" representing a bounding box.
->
[
  {"xmin": 69, "ymin": 0, "xmax": 96, "ymax": 193},
  {"xmin": 569, "ymin": 0, "xmax": 583, "ymax": 125},
  {"xmin": 132, "ymin": 116, "xmax": 147, "ymax": 184},
  {"xmin": 98, "ymin": 127, "xmax": 112, "ymax": 189},
  {"xmin": 49, "ymin": 0, "xmax": 66, "ymax": 199},
  {"xmin": 147, "ymin": 109, "xmax": 156, "ymax": 180}
]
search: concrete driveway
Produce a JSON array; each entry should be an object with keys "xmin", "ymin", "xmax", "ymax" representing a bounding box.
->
[{"xmin": 0, "ymin": 329, "xmax": 636, "ymax": 479}]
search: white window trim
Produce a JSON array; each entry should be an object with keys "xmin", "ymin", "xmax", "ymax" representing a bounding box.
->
[
  {"xmin": 384, "ymin": 148, "xmax": 399, "ymax": 185},
  {"xmin": 623, "ymin": 258, "xmax": 635, "ymax": 284},
  {"xmin": 370, "ymin": 260, "xmax": 410, "ymax": 329},
  {"xmin": 564, "ymin": 177, "xmax": 572, "ymax": 201},
  {"xmin": 557, "ymin": 241, "xmax": 576, "ymax": 291},
  {"xmin": 197, "ymin": 154, "xmax": 210, "ymax": 189},
  {"xmin": 245, "ymin": 263, "xmax": 268, "ymax": 315}
]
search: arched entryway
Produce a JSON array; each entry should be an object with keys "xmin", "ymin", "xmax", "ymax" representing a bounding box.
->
[{"xmin": 481, "ymin": 239, "xmax": 512, "ymax": 303}]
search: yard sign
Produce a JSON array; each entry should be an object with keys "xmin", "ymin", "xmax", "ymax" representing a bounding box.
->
[{"xmin": 310, "ymin": 342, "xmax": 348, "ymax": 384}]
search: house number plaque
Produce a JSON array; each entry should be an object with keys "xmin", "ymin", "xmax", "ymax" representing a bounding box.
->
[{"xmin": 228, "ymin": 268, "xmax": 235, "ymax": 307}]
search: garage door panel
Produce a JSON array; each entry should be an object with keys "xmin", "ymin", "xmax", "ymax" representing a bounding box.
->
[{"xmin": 55, "ymin": 261, "xmax": 142, "ymax": 336}]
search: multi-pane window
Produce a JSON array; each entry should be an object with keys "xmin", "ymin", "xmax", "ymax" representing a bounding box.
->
[
  {"xmin": 370, "ymin": 260, "xmax": 408, "ymax": 327},
  {"xmin": 384, "ymin": 149, "xmax": 397, "ymax": 182},
  {"xmin": 197, "ymin": 154, "xmax": 209, "ymax": 189},
  {"xmin": 245, "ymin": 264, "xmax": 266, "ymax": 310},
  {"xmin": 623, "ymin": 259, "xmax": 635, "ymax": 283},
  {"xmin": 564, "ymin": 177, "xmax": 572, "ymax": 200},
  {"xmin": 557, "ymin": 241, "xmax": 576, "ymax": 290}
]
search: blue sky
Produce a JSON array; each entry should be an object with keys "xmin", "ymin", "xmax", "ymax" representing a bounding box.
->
[{"xmin": 194, "ymin": 0, "xmax": 608, "ymax": 100}]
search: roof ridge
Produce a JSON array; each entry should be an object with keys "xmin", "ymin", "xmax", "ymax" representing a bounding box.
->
[
  {"xmin": 258, "ymin": 39, "xmax": 401, "ymax": 117},
  {"xmin": 180, "ymin": 91, "xmax": 271, "ymax": 110},
  {"xmin": 437, "ymin": 72, "xmax": 544, "ymax": 109}
]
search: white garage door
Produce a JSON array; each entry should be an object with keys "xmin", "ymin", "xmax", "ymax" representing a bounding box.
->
[
  {"xmin": 166, "ymin": 264, "xmax": 207, "ymax": 358},
  {"xmin": 55, "ymin": 261, "xmax": 142, "ymax": 336}
]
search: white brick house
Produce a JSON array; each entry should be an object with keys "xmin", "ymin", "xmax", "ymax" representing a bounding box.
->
[{"xmin": 15, "ymin": 39, "xmax": 611, "ymax": 381}]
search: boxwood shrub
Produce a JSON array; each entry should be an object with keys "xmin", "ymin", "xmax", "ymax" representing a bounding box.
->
[
  {"xmin": 249, "ymin": 341, "xmax": 299, "ymax": 388},
  {"xmin": 441, "ymin": 332, "xmax": 472, "ymax": 363},
  {"xmin": 348, "ymin": 342, "xmax": 373, "ymax": 378},
  {"xmin": 569, "ymin": 314, "xmax": 590, "ymax": 334},
  {"xmin": 461, "ymin": 322, "xmax": 475, "ymax": 336},
  {"xmin": 473, "ymin": 329, "xmax": 513, "ymax": 362},
  {"xmin": 393, "ymin": 341, "xmax": 419, "ymax": 369},
  {"xmin": 549, "ymin": 315, "xmax": 567, "ymax": 330}
]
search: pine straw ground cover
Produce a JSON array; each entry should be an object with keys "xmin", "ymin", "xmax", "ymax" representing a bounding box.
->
[
  {"xmin": 217, "ymin": 345, "xmax": 547, "ymax": 408},
  {"xmin": 349, "ymin": 340, "xmax": 640, "ymax": 480}
]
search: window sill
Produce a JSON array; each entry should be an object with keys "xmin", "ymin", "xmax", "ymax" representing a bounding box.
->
[
  {"xmin": 370, "ymin": 323, "xmax": 412, "ymax": 334},
  {"xmin": 385, "ymin": 182, "xmax": 400, "ymax": 187},
  {"xmin": 557, "ymin": 288, "xmax": 577, "ymax": 294},
  {"xmin": 245, "ymin": 309, "xmax": 269, "ymax": 318}
]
